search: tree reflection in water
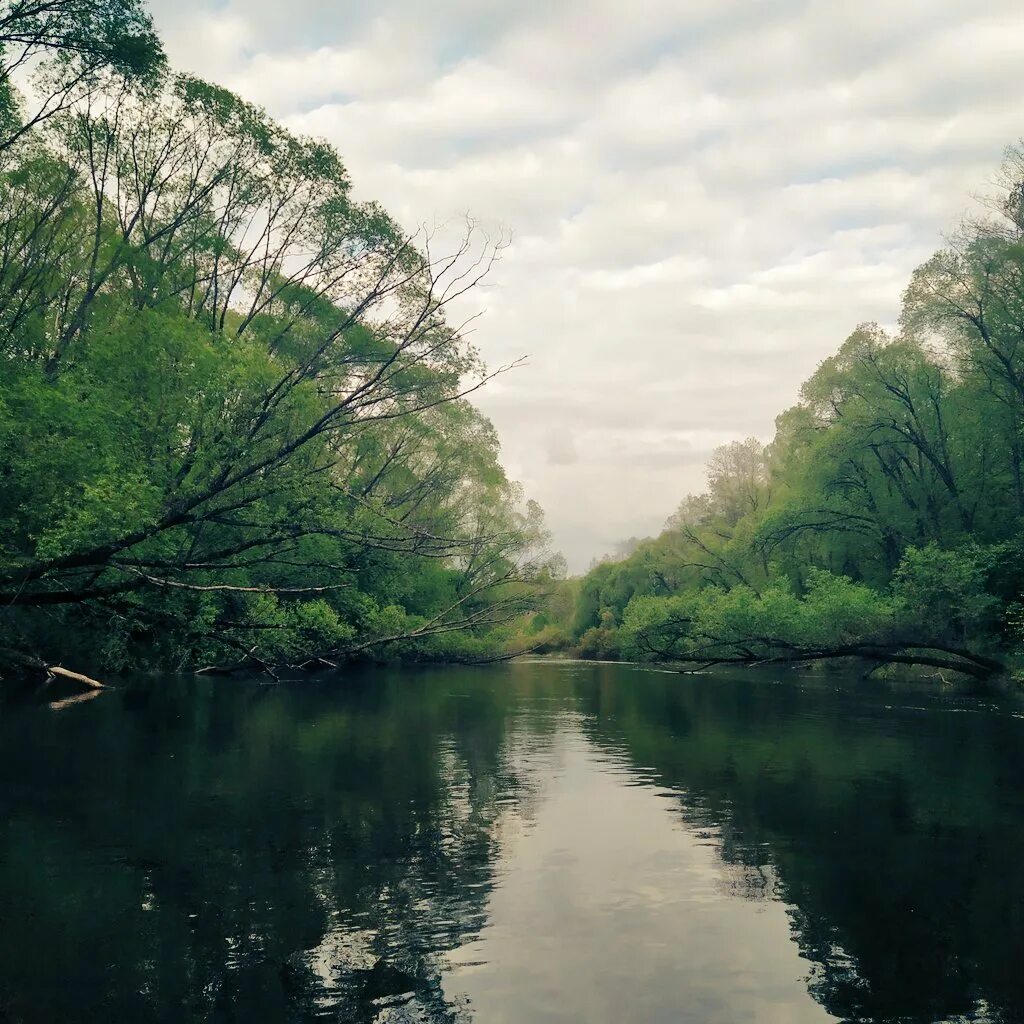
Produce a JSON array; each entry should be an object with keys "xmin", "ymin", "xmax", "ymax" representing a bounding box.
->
[
  {"xmin": 1, "ymin": 663, "xmax": 1022, "ymax": 1023},
  {"xmin": 574, "ymin": 664, "xmax": 1024, "ymax": 1023}
]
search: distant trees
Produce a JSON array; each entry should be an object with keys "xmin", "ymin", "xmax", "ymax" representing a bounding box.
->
[
  {"xmin": 704, "ymin": 437, "xmax": 770, "ymax": 526},
  {"xmin": 563, "ymin": 146, "xmax": 1024, "ymax": 681}
]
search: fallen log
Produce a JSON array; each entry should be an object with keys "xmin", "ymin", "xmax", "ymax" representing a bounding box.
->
[
  {"xmin": 45, "ymin": 665, "xmax": 106, "ymax": 690},
  {"xmin": 0, "ymin": 646, "xmax": 107, "ymax": 689},
  {"xmin": 669, "ymin": 641, "xmax": 1005, "ymax": 682}
]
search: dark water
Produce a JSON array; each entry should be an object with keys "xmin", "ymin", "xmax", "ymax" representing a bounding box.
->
[{"xmin": 2, "ymin": 662, "xmax": 1024, "ymax": 1024}]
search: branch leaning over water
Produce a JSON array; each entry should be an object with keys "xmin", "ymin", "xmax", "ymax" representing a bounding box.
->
[{"xmin": 664, "ymin": 641, "xmax": 1005, "ymax": 682}]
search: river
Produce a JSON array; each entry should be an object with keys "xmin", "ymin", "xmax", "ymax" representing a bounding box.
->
[{"xmin": 1, "ymin": 661, "xmax": 1023, "ymax": 1023}]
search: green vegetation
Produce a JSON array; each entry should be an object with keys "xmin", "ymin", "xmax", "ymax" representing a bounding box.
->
[
  {"xmin": 3, "ymin": 1, "xmax": 1021, "ymax": 687},
  {"xmin": 0, "ymin": 1, "xmax": 559, "ymax": 681},
  {"xmin": 562, "ymin": 151, "xmax": 1024, "ymax": 680}
]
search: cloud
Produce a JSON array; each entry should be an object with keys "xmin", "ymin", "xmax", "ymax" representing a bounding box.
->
[
  {"xmin": 146, "ymin": 0, "xmax": 1024, "ymax": 571},
  {"xmin": 544, "ymin": 429, "xmax": 579, "ymax": 467}
]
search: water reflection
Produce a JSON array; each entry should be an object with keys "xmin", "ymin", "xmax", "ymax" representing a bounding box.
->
[
  {"xmin": 0, "ymin": 663, "xmax": 1022, "ymax": 1022},
  {"xmin": 571, "ymin": 664, "xmax": 1024, "ymax": 1023}
]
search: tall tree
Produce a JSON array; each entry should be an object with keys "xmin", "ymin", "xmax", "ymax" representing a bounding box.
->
[
  {"xmin": 0, "ymin": 0, "xmax": 164, "ymax": 150},
  {"xmin": 0, "ymin": 66, "xmax": 555, "ymax": 679}
]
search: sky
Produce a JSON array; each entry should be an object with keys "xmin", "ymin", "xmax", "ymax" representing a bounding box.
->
[{"xmin": 145, "ymin": 0, "xmax": 1024, "ymax": 572}]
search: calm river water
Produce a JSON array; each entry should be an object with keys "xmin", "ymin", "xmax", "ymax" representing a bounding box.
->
[{"xmin": 1, "ymin": 661, "xmax": 1023, "ymax": 1023}]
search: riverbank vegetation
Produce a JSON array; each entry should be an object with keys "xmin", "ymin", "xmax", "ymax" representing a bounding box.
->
[
  {"xmin": 5, "ymin": 3, "xmax": 1023, "ymax": 688},
  {"xmin": 558, "ymin": 151, "xmax": 1024, "ymax": 681},
  {"xmin": 0, "ymin": 0, "xmax": 559, "ymax": 683}
]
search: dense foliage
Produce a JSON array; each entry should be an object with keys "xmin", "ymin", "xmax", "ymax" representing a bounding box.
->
[
  {"xmin": 563, "ymin": 150, "xmax": 1024, "ymax": 679},
  {"xmin": 0, "ymin": 2, "xmax": 558, "ymax": 680}
]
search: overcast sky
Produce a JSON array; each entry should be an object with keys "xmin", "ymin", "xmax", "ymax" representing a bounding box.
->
[{"xmin": 146, "ymin": 0, "xmax": 1024, "ymax": 571}]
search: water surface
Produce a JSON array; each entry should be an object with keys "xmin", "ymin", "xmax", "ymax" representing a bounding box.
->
[{"xmin": 1, "ymin": 661, "xmax": 1023, "ymax": 1022}]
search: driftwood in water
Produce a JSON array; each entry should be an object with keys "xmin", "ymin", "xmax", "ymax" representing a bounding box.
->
[{"xmin": 45, "ymin": 665, "xmax": 106, "ymax": 689}]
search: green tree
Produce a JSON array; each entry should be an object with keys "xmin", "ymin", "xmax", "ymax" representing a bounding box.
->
[
  {"xmin": 562, "ymin": 146, "xmax": 1024, "ymax": 681},
  {"xmin": 0, "ymin": 0, "xmax": 165, "ymax": 150},
  {"xmin": 0, "ymin": 60, "xmax": 555, "ymax": 679}
]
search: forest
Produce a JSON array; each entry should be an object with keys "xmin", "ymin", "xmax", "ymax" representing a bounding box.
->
[
  {"xmin": 3, "ymin": 1, "xmax": 1024, "ymax": 687},
  {"xmin": 556, "ymin": 157, "xmax": 1024, "ymax": 682},
  {"xmin": 0, "ymin": 0, "xmax": 560, "ymax": 683},
  {"xmin": 3, "ymin": 5, "xmax": 1024, "ymax": 1024}
]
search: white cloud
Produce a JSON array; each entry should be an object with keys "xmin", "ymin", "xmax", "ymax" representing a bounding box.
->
[{"xmin": 146, "ymin": 0, "xmax": 1024, "ymax": 570}]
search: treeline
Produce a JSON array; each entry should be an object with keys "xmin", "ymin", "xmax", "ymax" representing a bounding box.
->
[
  {"xmin": 0, "ymin": 1, "xmax": 559, "ymax": 681},
  {"xmin": 559, "ymin": 150, "xmax": 1024, "ymax": 680}
]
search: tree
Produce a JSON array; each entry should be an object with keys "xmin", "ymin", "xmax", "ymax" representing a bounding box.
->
[
  {"xmin": 898, "ymin": 144, "xmax": 1024, "ymax": 519},
  {"xmin": 0, "ymin": 0, "xmax": 165, "ymax": 151},
  {"xmin": 562, "ymin": 145, "xmax": 1024, "ymax": 680},
  {"xmin": 0, "ymin": 66, "xmax": 555, "ymax": 680},
  {"xmin": 620, "ymin": 568, "xmax": 1005, "ymax": 681}
]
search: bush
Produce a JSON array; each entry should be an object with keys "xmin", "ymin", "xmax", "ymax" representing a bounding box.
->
[
  {"xmin": 577, "ymin": 626, "xmax": 621, "ymax": 660},
  {"xmin": 892, "ymin": 544, "xmax": 1000, "ymax": 644}
]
